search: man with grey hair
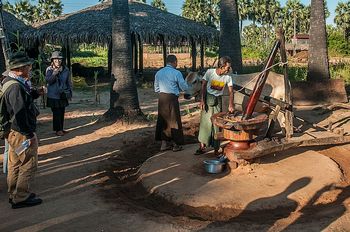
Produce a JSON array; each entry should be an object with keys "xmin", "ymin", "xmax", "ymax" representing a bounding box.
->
[
  {"xmin": 3, "ymin": 51, "xmax": 42, "ymax": 209},
  {"xmin": 154, "ymin": 55, "xmax": 188, "ymax": 152}
]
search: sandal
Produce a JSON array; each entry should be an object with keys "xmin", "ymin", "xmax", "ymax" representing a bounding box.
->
[
  {"xmin": 160, "ymin": 145, "xmax": 172, "ymax": 151},
  {"xmin": 194, "ymin": 148, "xmax": 205, "ymax": 155},
  {"xmin": 172, "ymin": 145, "xmax": 183, "ymax": 152},
  {"xmin": 55, "ymin": 131, "xmax": 64, "ymax": 136}
]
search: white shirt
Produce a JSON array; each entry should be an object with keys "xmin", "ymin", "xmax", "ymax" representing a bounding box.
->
[
  {"xmin": 154, "ymin": 65, "xmax": 188, "ymax": 96},
  {"xmin": 202, "ymin": 69, "xmax": 233, "ymax": 96}
]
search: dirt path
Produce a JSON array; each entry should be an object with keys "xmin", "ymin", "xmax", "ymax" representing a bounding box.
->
[{"xmin": 1, "ymin": 89, "xmax": 350, "ymax": 231}]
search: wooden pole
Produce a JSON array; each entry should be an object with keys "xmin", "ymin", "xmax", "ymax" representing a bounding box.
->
[
  {"xmin": 134, "ymin": 34, "xmax": 138, "ymax": 74},
  {"xmin": 66, "ymin": 38, "xmax": 71, "ymax": 71},
  {"xmin": 200, "ymin": 40, "xmax": 205, "ymax": 69},
  {"xmin": 277, "ymin": 28, "xmax": 293, "ymax": 140},
  {"xmin": 131, "ymin": 33, "xmax": 136, "ymax": 72},
  {"xmin": 138, "ymin": 34, "xmax": 143, "ymax": 77},
  {"xmin": 162, "ymin": 35, "xmax": 167, "ymax": 67},
  {"xmin": 191, "ymin": 38, "xmax": 196, "ymax": 71}
]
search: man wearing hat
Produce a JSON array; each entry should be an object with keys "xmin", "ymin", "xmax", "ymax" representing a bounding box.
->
[
  {"xmin": 3, "ymin": 51, "xmax": 42, "ymax": 209},
  {"xmin": 46, "ymin": 51, "xmax": 72, "ymax": 136}
]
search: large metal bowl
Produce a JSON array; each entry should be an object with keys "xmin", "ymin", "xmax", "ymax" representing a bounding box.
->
[{"xmin": 203, "ymin": 160, "xmax": 225, "ymax": 174}]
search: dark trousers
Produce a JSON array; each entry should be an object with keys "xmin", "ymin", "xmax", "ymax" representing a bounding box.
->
[{"xmin": 51, "ymin": 107, "xmax": 65, "ymax": 132}]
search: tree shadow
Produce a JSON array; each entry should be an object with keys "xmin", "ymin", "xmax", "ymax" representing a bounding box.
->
[
  {"xmin": 283, "ymin": 184, "xmax": 350, "ymax": 231},
  {"xmin": 196, "ymin": 177, "xmax": 311, "ymax": 231}
]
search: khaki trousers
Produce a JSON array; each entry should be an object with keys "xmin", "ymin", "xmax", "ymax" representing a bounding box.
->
[{"xmin": 7, "ymin": 130, "xmax": 38, "ymax": 203}]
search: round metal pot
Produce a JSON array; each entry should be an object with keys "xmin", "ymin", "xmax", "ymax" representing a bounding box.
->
[{"xmin": 203, "ymin": 160, "xmax": 225, "ymax": 174}]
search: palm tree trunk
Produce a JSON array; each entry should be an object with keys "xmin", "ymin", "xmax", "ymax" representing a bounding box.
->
[
  {"xmin": 219, "ymin": 0, "xmax": 242, "ymax": 73},
  {"xmin": 307, "ymin": 0, "xmax": 330, "ymax": 82},
  {"xmin": 105, "ymin": 0, "xmax": 141, "ymax": 120}
]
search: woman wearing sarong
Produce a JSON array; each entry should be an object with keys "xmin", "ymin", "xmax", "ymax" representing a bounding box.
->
[
  {"xmin": 154, "ymin": 55, "xmax": 188, "ymax": 152},
  {"xmin": 195, "ymin": 56, "xmax": 234, "ymax": 156}
]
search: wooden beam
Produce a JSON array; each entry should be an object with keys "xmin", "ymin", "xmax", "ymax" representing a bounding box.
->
[
  {"xmin": 138, "ymin": 34, "xmax": 143, "ymax": 77},
  {"xmin": 162, "ymin": 36, "xmax": 167, "ymax": 67},
  {"xmin": 277, "ymin": 28, "xmax": 293, "ymax": 140},
  {"xmin": 108, "ymin": 40, "xmax": 112, "ymax": 80},
  {"xmin": 131, "ymin": 33, "xmax": 136, "ymax": 72},
  {"xmin": 191, "ymin": 38, "xmax": 196, "ymax": 71},
  {"xmin": 200, "ymin": 40, "xmax": 205, "ymax": 69},
  {"xmin": 66, "ymin": 39, "xmax": 71, "ymax": 71},
  {"xmin": 134, "ymin": 33, "xmax": 138, "ymax": 74}
]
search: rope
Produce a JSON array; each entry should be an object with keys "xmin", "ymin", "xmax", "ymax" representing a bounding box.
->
[{"xmin": 235, "ymin": 61, "xmax": 288, "ymax": 93}]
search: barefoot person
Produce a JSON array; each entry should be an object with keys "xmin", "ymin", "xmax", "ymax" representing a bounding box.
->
[
  {"xmin": 195, "ymin": 56, "xmax": 234, "ymax": 156},
  {"xmin": 4, "ymin": 52, "xmax": 42, "ymax": 208},
  {"xmin": 154, "ymin": 55, "xmax": 188, "ymax": 152},
  {"xmin": 45, "ymin": 51, "xmax": 72, "ymax": 136}
]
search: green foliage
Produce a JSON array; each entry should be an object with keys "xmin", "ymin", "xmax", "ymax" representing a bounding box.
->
[
  {"xmin": 182, "ymin": 0, "xmax": 219, "ymax": 28},
  {"xmin": 71, "ymin": 44, "xmax": 108, "ymax": 67},
  {"xmin": 330, "ymin": 63, "xmax": 350, "ymax": 84},
  {"xmin": 328, "ymin": 26, "xmax": 350, "ymax": 56},
  {"xmin": 151, "ymin": 0, "xmax": 167, "ymax": 11},
  {"xmin": 334, "ymin": 1, "xmax": 350, "ymax": 40},
  {"xmin": 4, "ymin": 0, "xmax": 63, "ymax": 24},
  {"xmin": 72, "ymin": 76, "xmax": 89, "ymax": 89}
]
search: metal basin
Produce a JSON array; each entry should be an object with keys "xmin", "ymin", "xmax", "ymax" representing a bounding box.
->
[{"xmin": 203, "ymin": 160, "xmax": 225, "ymax": 174}]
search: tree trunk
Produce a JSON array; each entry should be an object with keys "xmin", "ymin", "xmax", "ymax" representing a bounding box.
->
[
  {"xmin": 219, "ymin": 0, "xmax": 242, "ymax": 73},
  {"xmin": 307, "ymin": 0, "xmax": 330, "ymax": 82},
  {"xmin": 191, "ymin": 38, "xmax": 196, "ymax": 71},
  {"xmin": 105, "ymin": 0, "xmax": 141, "ymax": 120}
]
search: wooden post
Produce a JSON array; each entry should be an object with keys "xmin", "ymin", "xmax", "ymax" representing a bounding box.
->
[
  {"xmin": 162, "ymin": 35, "xmax": 167, "ymax": 67},
  {"xmin": 200, "ymin": 40, "xmax": 205, "ymax": 69},
  {"xmin": 131, "ymin": 33, "xmax": 136, "ymax": 72},
  {"xmin": 108, "ymin": 40, "xmax": 112, "ymax": 79},
  {"xmin": 134, "ymin": 33, "xmax": 138, "ymax": 74},
  {"xmin": 277, "ymin": 28, "xmax": 293, "ymax": 140},
  {"xmin": 66, "ymin": 38, "xmax": 71, "ymax": 71},
  {"xmin": 191, "ymin": 38, "xmax": 196, "ymax": 71},
  {"xmin": 138, "ymin": 34, "xmax": 143, "ymax": 77}
]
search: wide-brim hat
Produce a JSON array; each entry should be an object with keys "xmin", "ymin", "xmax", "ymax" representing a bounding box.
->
[
  {"xmin": 50, "ymin": 51, "xmax": 64, "ymax": 60},
  {"xmin": 1, "ymin": 70, "xmax": 9, "ymax": 77},
  {"xmin": 9, "ymin": 52, "xmax": 34, "ymax": 70}
]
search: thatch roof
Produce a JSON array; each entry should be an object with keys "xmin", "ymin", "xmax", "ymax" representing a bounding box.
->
[
  {"xmin": 3, "ymin": 11, "xmax": 31, "ymax": 41},
  {"xmin": 22, "ymin": 1, "xmax": 219, "ymax": 46}
]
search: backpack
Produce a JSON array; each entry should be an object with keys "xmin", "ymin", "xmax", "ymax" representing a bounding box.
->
[{"xmin": 0, "ymin": 79, "xmax": 19, "ymax": 139}]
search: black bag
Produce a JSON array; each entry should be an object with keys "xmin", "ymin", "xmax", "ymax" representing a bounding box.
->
[
  {"xmin": 0, "ymin": 80, "xmax": 18, "ymax": 139},
  {"xmin": 60, "ymin": 89, "xmax": 72, "ymax": 100}
]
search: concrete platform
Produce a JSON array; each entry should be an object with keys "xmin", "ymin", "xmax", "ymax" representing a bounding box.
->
[{"xmin": 138, "ymin": 144, "xmax": 342, "ymax": 220}]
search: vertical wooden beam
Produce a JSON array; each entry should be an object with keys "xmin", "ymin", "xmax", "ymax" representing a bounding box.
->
[
  {"xmin": 108, "ymin": 40, "xmax": 112, "ymax": 79},
  {"xmin": 191, "ymin": 38, "xmax": 197, "ymax": 71},
  {"xmin": 277, "ymin": 28, "xmax": 293, "ymax": 140},
  {"xmin": 131, "ymin": 33, "xmax": 136, "ymax": 71},
  {"xmin": 162, "ymin": 35, "xmax": 167, "ymax": 67},
  {"xmin": 200, "ymin": 40, "xmax": 205, "ymax": 69},
  {"xmin": 66, "ymin": 39, "xmax": 71, "ymax": 71},
  {"xmin": 138, "ymin": 34, "xmax": 143, "ymax": 77},
  {"xmin": 133, "ymin": 33, "xmax": 138, "ymax": 74}
]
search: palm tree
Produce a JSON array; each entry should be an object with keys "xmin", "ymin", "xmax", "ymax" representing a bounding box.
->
[
  {"xmin": 106, "ymin": 0, "xmax": 141, "ymax": 119},
  {"xmin": 307, "ymin": 0, "xmax": 330, "ymax": 82},
  {"xmin": 151, "ymin": 0, "xmax": 167, "ymax": 11},
  {"xmin": 335, "ymin": 1, "xmax": 350, "ymax": 40},
  {"xmin": 237, "ymin": 0, "xmax": 251, "ymax": 35},
  {"xmin": 219, "ymin": 0, "xmax": 242, "ymax": 73}
]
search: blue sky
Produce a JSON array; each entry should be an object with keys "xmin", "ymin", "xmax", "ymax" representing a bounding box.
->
[{"xmin": 7, "ymin": 0, "xmax": 340, "ymax": 24}]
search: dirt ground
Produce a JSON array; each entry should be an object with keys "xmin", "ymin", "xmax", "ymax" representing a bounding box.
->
[{"xmin": 1, "ymin": 88, "xmax": 350, "ymax": 231}]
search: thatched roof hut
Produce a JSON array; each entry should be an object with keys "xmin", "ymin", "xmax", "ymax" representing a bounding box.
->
[
  {"xmin": 3, "ymin": 11, "xmax": 31, "ymax": 42},
  {"xmin": 23, "ymin": 1, "xmax": 218, "ymax": 46}
]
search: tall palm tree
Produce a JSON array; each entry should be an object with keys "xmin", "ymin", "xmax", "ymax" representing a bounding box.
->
[
  {"xmin": 307, "ymin": 0, "xmax": 330, "ymax": 82},
  {"xmin": 106, "ymin": 0, "xmax": 141, "ymax": 119},
  {"xmin": 219, "ymin": 0, "xmax": 242, "ymax": 73},
  {"xmin": 151, "ymin": 0, "xmax": 167, "ymax": 11},
  {"xmin": 238, "ymin": 0, "xmax": 251, "ymax": 35},
  {"xmin": 335, "ymin": 1, "xmax": 350, "ymax": 40}
]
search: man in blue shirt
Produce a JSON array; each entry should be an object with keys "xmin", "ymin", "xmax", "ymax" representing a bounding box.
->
[{"xmin": 154, "ymin": 55, "xmax": 188, "ymax": 152}]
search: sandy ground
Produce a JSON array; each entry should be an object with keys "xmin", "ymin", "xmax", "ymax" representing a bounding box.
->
[{"xmin": 1, "ymin": 88, "xmax": 350, "ymax": 231}]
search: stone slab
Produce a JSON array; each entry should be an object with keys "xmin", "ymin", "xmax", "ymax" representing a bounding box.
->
[{"xmin": 138, "ymin": 144, "xmax": 342, "ymax": 219}]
